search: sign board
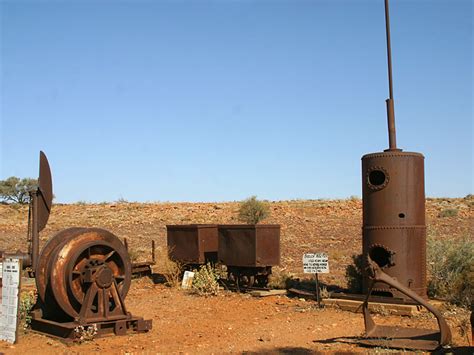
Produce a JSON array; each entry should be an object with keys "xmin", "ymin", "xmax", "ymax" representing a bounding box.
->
[
  {"xmin": 0, "ymin": 258, "xmax": 21, "ymax": 344},
  {"xmin": 181, "ymin": 271, "xmax": 195, "ymax": 289},
  {"xmin": 303, "ymin": 253, "xmax": 329, "ymax": 274}
]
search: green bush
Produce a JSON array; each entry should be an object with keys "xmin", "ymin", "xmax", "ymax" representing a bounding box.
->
[
  {"xmin": 438, "ymin": 208, "xmax": 459, "ymax": 218},
  {"xmin": 191, "ymin": 263, "xmax": 225, "ymax": 296},
  {"xmin": 238, "ymin": 196, "xmax": 270, "ymax": 224},
  {"xmin": 19, "ymin": 291, "xmax": 36, "ymax": 330},
  {"xmin": 427, "ymin": 235, "xmax": 473, "ymax": 307}
]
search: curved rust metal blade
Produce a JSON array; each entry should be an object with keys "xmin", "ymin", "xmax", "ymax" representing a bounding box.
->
[
  {"xmin": 360, "ymin": 257, "xmax": 452, "ymax": 351},
  {"xmin": 37, "ymin": 151, "xmax": 53, "ymax": 232}
]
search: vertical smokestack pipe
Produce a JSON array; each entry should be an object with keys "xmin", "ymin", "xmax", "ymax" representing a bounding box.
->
[{"xmin": 384, "ymin": 0, "xmax": 398, "ymax": 151}]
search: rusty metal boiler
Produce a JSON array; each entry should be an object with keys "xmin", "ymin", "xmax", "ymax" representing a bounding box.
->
[
  {"xmin": 362, "ymin": 151, "xmax": 427, "ymax": 299},
  {"xmin": 361, "ymin": 0, "xmax": 427, "ymax": 300}
]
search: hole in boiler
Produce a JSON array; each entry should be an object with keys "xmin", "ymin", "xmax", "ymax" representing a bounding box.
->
[
  {"xmin": 372, "ymin": 291, "xmax": 394, "ymax": 298},
  {"xmin": 398, "ymin": 213, "xmax": 405, "ymax": 218},
  {"xmin": 369, "ymin": 246, "xmax": 393, "ymax": 268},
  {"xmin": 369, "ymin": 170, "xmax": 386, "ymax": 186}
]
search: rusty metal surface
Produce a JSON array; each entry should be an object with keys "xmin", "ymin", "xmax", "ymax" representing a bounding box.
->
[
  {"xmin": 471, "ymin": 309, "xmax": 474, "ymax": 340},
  {"xmin": 383, "ymin": 0, "xmax": 398, "ymax": 151},
  {"xmin": 358, "ymin": 257, "xmax": 452, "ymax": 351},
  {"xmin": 32, "ymin": 227, "xmax": 151, "ymax": 339},
  {"xmin": 226, "ymin": 266, "xmax": 273, "ymax": 289},
  {"xmin": 37, "ymin": 151, "xmax": 53, "ymax": 232},
  {"xmin": 218, "ymin": 225, "xmax": 280, "ymax": 267},
  {"xmin": 360, "ymin": 0, "xmax": 428, "ymax": 302},
  {"xmin": 362, "ymin": 151, "xmax": 427, "ymax": 300},
  {"xmin": 29, "ymin": 314, "xmax": 152, "ymax": 341},
  {"xmin": 26, "ymin": 151, "xmax": 54, "ymax": 272},
  {"xmin": 167, "ymin": 224, "xmax": 218, "ymax": 264},
  {"xmin": 35, "ymin": 228, "xmax": 131, "ymax": 321},
  {"xmin": 36, "ymin": 227, "xmax": 88, "ymax": 306}
]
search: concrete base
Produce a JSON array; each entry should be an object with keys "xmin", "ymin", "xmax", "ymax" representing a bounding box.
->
[
  {"xmin": 249, "ymin": 289, "xmax": 288, "ymax": 297},
  {"xmin": 323, "ymin": 298, "xmax": 423, "ymax": 316}
]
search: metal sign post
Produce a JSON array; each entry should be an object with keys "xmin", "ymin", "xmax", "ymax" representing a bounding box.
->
[
  {"xmin": 0, "ymin": 258, "xmax": 22, "ymax": 344},
  {"xmin": 315, "ymin": 273, "xmax": 321, "ymax": 308},
  {"xmin": 303, "ymin": 253, "xmax": 329, "ymax": 308}
]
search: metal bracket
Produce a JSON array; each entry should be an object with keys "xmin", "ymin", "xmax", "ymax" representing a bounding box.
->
[{"xmin": 359, "ymin": 257, "xmax": 452, "ymax": 351}]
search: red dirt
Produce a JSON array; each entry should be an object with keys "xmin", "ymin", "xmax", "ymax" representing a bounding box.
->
[
  {"xmin": 1, "ymin": 279, "xmax": 471, "ymax": 354},
  {"xmin": 0, "ymin": 198, "xmax": 472, "ymax": 353}
]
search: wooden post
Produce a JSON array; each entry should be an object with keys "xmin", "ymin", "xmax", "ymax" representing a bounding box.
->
[{"xmin": 315, "ymin": 273, "xmax": 321, "ymax": 308}]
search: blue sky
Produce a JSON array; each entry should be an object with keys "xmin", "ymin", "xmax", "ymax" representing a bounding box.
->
[{"xmin": 0, "ymin": 0, "xmax": 472, "ymax": 203}]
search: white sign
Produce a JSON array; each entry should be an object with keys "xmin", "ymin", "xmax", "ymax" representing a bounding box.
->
[
  {"xmin": 303, "ymin": 253, "xmax": 329, "ymax": 274},
  {"xmin": 0, "ymin": 258, "xmax": 21, "ymax": 344},
  {"xmin": 181, "ymin": 271, "xmax": 195, "ymax": 289}
]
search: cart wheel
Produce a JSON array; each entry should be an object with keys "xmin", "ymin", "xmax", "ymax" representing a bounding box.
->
[
  {"xmin": 256, "ymin": 274, "xmax": 269, "ymax": 287},
  {"xmin": 239, "ymin": 275, "xmax": 255, "ymax": 288},
  {"xmin": 227, "ymin": 271, "xmax": 236, "ymax": 283}
]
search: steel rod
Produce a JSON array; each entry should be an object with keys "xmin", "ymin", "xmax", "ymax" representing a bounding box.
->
[
  {"xmin": 384, "ymin": 0, "xmax": 398, "ymax": 150},
  {"xmin": 31, "ymin": 193, "xmax": 39, "ymax": 273}
]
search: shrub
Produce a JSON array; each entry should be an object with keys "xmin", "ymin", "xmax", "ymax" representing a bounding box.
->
[
  {"xmin": 427, "ymin": 235, "xmax": 473, "ymax": 307},
  {"xmin": 267, "ymin": 268, "xmax": 296, "ymax": 289},
  {"xmin": 438, "ymin": 208, "xmax": 459, "ymax": 218},
  {"xmin": 191, "ymin": 263, "xmax": 225, "ymax": 296},
  {"xmin": 19, "ymin": 291, "xmax": 36, "ymax": 331},
  {"xmin": 0, "ymin": 177, "xmax": 38, "ymax": 204},
  {"xmin": 127, "ymin": 249, "xmax": 140, "ymax": 262},
  {"xmin": 152, "ymin": 246, "xmax": 183, "ymax": 288},
  {"xmin": 116, "ymin": 197, "xmax": 128, "ymax": 204},
  {"xmin": 161, "ymin": 257, "xmax": 183, "ymax": 288},
  {"xmin": 74, "ymin": 324, "xmax": 98, "ymax": 343},
  {"xmin": 238, "ymin": 196, "xmax": 270, "ymax": 224},
  {"xmin": 345, "ymin": 254, "xmax": 365, "ymax": 293}
]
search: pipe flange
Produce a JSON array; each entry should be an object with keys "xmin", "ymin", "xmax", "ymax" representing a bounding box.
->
[
  {"xmin": 366, "ymin": 166, "xmax": 389, "ymax": 191},
  {"xmin": 366, "ymin": 243, "xmax": 395, "ymax": 270}
]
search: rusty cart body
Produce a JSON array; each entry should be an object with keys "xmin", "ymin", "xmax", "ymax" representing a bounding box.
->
[
  {"xmin": 218, "ymin": 224, "xmax": 280, "ymax": 288},
  {"xmin": 167, "ymin": 224, "xmax": 219, "ymax": 268}
]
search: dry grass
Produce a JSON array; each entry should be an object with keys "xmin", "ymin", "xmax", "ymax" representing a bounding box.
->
[{"xmin": 152, "ymin": 246, "xmax": 183, "ymax": 288}]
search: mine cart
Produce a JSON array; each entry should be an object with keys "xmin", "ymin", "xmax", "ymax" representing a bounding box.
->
[
  {"xmin": 218, "ymin": 224, "xmax": 280, "ymax": 288},
  {"xmin": 166, "ymin": 224, "xmax": 218, "ymax": 268}
]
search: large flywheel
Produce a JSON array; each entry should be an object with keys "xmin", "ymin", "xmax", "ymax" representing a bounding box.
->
[{"xmin": 35, "ymin": 227, "xmax": 131, "ymax": 321}]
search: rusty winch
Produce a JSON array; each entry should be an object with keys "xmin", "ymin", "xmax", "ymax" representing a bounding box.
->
[{"xmin": 2, "ymin": 152, "xmax": 151, "ymax": 340}]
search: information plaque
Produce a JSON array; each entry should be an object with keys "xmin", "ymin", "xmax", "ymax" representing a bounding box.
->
[{"xmin": 0, "ymin": 258, "xmax": 21, "ymax": 344}]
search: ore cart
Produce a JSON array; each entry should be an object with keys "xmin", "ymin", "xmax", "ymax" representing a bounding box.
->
[
  {"xmin": 166, "ymin": 224, "xmax": 219, "ymax": 269},
  {"xmin": 218, "ymin": 224, "xmax": 280, "ymax": 288}
]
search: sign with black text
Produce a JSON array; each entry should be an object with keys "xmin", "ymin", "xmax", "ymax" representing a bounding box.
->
[
  {"xmin": 303, "ymin": 253, "xmax": 329, "ymax": 274},
  {"xmin": 0, "ymin": 258, "xmax": 21, "ymax": 344}
]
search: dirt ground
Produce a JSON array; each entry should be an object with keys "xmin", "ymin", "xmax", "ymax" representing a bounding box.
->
[
  {"xmin": 0, "ymin": 278, "xmax": 472, "ymax": 354},
  {"xmin": 0, "ymin": 198, "xmax": 472, "ymax": 353}
]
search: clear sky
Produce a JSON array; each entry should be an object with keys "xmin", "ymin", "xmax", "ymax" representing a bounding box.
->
[{"xmin": 0, "ymin": 0, "xmax": 472, "ymax": 203}]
